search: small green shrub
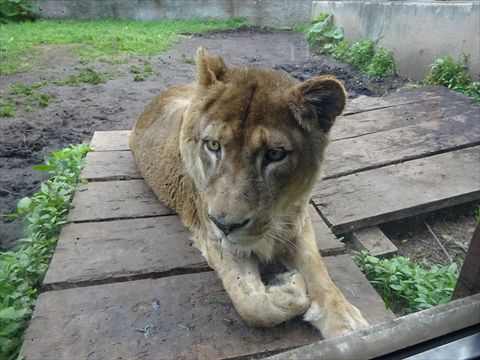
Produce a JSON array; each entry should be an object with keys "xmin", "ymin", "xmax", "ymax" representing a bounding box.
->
[
  {"xmin": 306, "ymin": 14, "xmax": 396, "ymax": 81},
  {"xmin": 425, "ymin": 54, "xmax": 480, "ymax": 102},
  {"xmin": 0, "ymin": 143, "xmax": 91, "ymax": 360},
  {"xmin": 366, "ymin": 46, "xmax": 396, "ymax": 81},
  {"xmin": 352, "ymin": 251, "xmax": 458, "ymax": 315}
]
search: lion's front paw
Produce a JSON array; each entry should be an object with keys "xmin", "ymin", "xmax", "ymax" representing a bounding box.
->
[
  {"xmin": 304, "ymin": 301, "xmax": 369, "ymax": 339},
  {"xmin": 266, "ymin": 271, "xmax": 310, "ymax": 315}
]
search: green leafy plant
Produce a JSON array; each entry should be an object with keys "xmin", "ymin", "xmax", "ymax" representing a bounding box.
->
[
  {"xmin": 352, "ymin": 251, "xmax": 458, "ymax": 315},
  {"xmin": 425, "ymin": 54, "xmax": 480, "ymax": 102},
  {"xmin": 0, "ymin": 143, "xmax": 91, "ymax": 360},
  {"xmin": 0, "ymin": 0, "xmax": 41, "ymax": 20},
  {"xmin": 305, "ymin": 12, "xmax": 344, "ymax": 51}
]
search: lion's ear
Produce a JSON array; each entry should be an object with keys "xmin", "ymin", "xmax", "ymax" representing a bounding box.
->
[
  {"xmin": 196, "ymin": 46, "xmax": 229, "ymax": 87},
  {"xmin": 287, "ymin": 75, "xmax": 347, "ymax": 133}
]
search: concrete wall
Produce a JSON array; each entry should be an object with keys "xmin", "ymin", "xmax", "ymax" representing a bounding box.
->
[
  {"xmin": 312, "ymin": 1, "xmax": 480, "ymax": 82},
  {"xmin": 33, "ymin": 0, "xmax": 311, "ymax": 26}
]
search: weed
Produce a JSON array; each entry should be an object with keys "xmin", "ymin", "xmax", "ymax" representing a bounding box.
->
[
  {"xmin": 365, "ymin": 46, "xmax": 396, "ymax": 80},
  {"xmin": 52, "ymin": 68, "xmax": 111, "ymax": 86},
  {"xmin": 130, "ymin": 66, "xmax": 141, "ymax": 74},
  {"xmin": 0, "ymin": 143, "xmax": 91, "ymax": 360},
  {"xmin": 0, "ymin": 99, "xmax": 16, "ymax": 117},
  {"xmin": 132, "ymin": 61, "xmax": 160, "ymax": 82},
  {"xmin": 473, "ymin": 205, "xmax": 480, "ymax": 226},
  {"xmin": 2, "ymin": 82, "xmax": 54, "ymax": 115},
  {"xmin": 307, "ymin": 14, "xmax": 396, "ymax": 81},
  {"xmin": 37, "ymin": 93, "xmax": 52, "ymax": 107},
  {"xmin": 425, "ymin": 54, "xmax": 479, "ymax": 102},
  {"xmin": 181, "ymin": 54, "xmax": 195, "ymax": 65},
  {"xmin": 352, "ymin": 251, "xmax": 458, "ymax": 315}
]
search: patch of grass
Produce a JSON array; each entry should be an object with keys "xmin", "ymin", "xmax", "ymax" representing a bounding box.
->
[
  {"xmin": 181, "ymin": 54, "xmax": 195, "ymax": 65},
  {"xmin": 131, "ymin": 60, "xmax": 160, "ymax": 82},
  {"xmin": 0, "ymin": 17, "xmax": 250, "ymax": 75},
  {"xmin": 52, "ymin": 68, "xmax": 112, "ymax": 86},
  {"xmin": 0, "ymin": 82, "xmax": 54, "ymax": 116},
  {"xmin": 0, "ymin": 143, "xmax": 91, "ymax": 360},
  {"xmin": 0, "ymin": 98, "xmax": 16, "ymax": 117},
  {"xmin": 352, "ymin": 251, "xmax": 458, "ymax": 315}
]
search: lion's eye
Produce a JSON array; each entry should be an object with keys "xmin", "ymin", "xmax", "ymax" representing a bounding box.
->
[
  {"xmin": 266, "ymin": 148, "xmax": 288, "ymax": 162},
  {"xmin": 206, "ymin": 140, "xmax": 221, "ymax": 152}
]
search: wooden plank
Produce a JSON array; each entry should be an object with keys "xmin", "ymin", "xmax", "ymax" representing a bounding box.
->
[
  {"xmin": 23, "ymin": 258, "xmax": 393, "ymax": 359},
  {"xmin": 46, "ymin": 211, "xmax": 348, "ymax": 290},
  {"xmin": 81, "ymin": 151, "xmax": 142, "ymax": 181},
  {"xmin": 334, "ymin": 89, "xmax": 478, "ymax": 142},
  {"xmin": 313, "ymin": 147, "xmax": 480, "ymax": 234},
  {"xmin": 453, "ymin": 226, "xmax": 480, "ymax": 300},
  {"xmin": 24, "ymin": 272, "xmax": 320, "ymax": 360},
  {"xmin": 90, "ymin": 130, "xmax": 131, "ymax": 151},
  {"xmin": 43, "ymin": 217, "xmax": 208, "ymax": 290},
  {"xmin": 324, "ymin": 113, "xmax": 479, "ymax": 179},
  {"xmin": 266, "ymin": 294, "xmax": 480, "ymax": 360},
  {"xmin": 351, "ymin": 226, "xmax": 398, "ymax": 257},
  {"xmin": 68, "ymin": 180, "xmax": 174, "ymax": 222},
  {"xmin": 309, "ymin": 204, "xmax": 345, "ymax": 256}
]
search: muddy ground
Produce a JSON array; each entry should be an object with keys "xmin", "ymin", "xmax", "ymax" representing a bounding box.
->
[{"xmin": 0, "ymin": 28, "xmax": 476, "ymax": 264}]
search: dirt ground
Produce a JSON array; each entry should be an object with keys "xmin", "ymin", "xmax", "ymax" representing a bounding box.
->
[{"xmin": 0, "ymin": 27, "xmax": 476, "ymax": 264}]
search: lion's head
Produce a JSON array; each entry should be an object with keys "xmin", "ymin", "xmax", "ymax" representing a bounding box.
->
[{"xmin": 179, "ymin": 47, "xmax": 346, "ymax": 260}]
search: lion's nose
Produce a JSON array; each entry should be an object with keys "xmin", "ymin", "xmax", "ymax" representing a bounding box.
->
[{"xmin": 209, "ymin": 215, "xmax": 250, "ymax": 235}]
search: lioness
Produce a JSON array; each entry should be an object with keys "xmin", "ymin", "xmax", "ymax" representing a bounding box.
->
[{"xmin": 130, "ymin": 47, "xmax": 368, "ymax": 338}]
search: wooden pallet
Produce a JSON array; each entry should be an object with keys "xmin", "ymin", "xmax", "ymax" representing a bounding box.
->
[{"xmin": 20, "ymin": 85, "xmax": 479, "ymax": 359}]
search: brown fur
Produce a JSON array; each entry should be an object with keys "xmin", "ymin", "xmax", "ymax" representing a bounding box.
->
[{"xmin": 130, "ymin": 47, "xmax": 368, "ymax": 338}]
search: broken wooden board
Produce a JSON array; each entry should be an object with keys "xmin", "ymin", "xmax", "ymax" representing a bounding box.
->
[
  {"xmin": 324, "ymin": 114, "xmax": 479, "ymax": 179},
  {"xmin": 351, "ymin": 226, "xmax": 398, "ymax": 257},
  {"xmin": 333, "ymin": 88, "xmax": 479, "ymax": 142},
  {"xmin": 23, "ymin": 256, "xmax": 394, "ymax": 360},
  {"xmin": 90, "ymin": 130, "xmax": 131, "ymax": 151},
  {"xmin": 81, "ymin": 151, "xmax": 142, "ymax": 181},
  {"xmin": 67, "ymin": 180, "xmax": 174, "ymax": 222},
  {"xmin": 309, "ymin": 204, "xmax": 345, "ymax": 256},
  {"xmin": 313, "ymin": 146, "xmax": 480, "ymax": 234},
  {"xmin": 43, "ymin": 216, "xmax": 207, "ymax": 290}
]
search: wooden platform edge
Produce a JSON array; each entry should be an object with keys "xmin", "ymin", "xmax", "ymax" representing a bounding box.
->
[{"xmin": 266, "ymin": 293, "xmax": 480, "ymax": 360}]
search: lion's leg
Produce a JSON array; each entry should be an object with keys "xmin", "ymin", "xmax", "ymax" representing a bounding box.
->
[
  {"xmin": 200, "ymin": 231, "xmax": 310, "ymax": 327},
  {"xmin": 280, "ymin": 218, "xmax": 369, "ymax": 338}
]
